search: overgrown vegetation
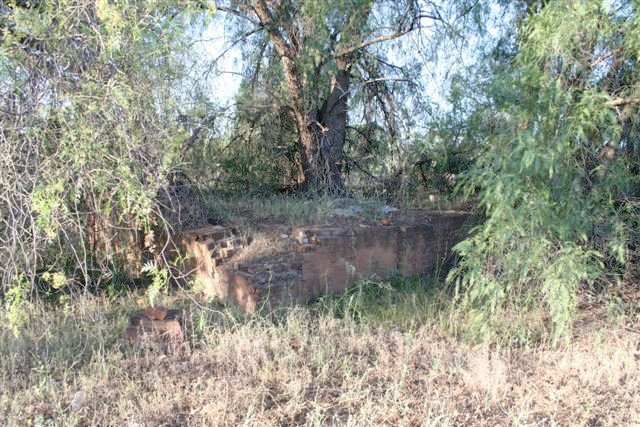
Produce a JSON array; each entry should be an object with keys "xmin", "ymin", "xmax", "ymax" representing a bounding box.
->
[
  {"xmin": 0, "ymin": 1, "xmax": 215, "ymax": 304},
  {"xmin": 449, "ymin": 0, "xmax": 640, "ymax": 343},
  {"xmin": 1, "ymin": 280, "xmax": 638, "ymax": 425},
  {"xmin": 1, "ymin": 4, "xmax": 640, "ymax": 422}
]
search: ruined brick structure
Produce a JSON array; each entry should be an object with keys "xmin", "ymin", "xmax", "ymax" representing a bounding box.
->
[{"xmin": 178, "ymin": 210, "xmax": 471, "ymax": 312}]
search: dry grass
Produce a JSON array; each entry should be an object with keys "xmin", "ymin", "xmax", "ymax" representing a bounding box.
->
[{"xmin": 1, "ymin": 294, "xmax": 639, "ymax": 426}]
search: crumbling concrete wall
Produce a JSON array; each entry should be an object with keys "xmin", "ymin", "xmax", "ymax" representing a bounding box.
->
[{"xmin": 179, "ymin": 210, "xmax": 471, "ymax": 312}]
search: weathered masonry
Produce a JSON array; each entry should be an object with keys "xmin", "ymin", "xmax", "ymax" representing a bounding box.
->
[{"xmin": 178, "ymin": 210, "xmax": 471, "ymax": 311}]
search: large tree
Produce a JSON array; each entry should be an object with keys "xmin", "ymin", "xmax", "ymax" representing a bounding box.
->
[{"xmin": 217, "ymin": 0, "xmax": 477, "ymax": 192}]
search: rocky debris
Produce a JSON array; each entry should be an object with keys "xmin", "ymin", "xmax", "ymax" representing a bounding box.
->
[
  {"xmin": 295, "ymin": 229, "xmax": 309, "ymax": 244},
  {"xmin": 126, "ymin": 308, "xmax": 184, "ymax": 354},
  {"xmin": 69, "ymin": 390, "xmax": 87, "ymax": 412}
]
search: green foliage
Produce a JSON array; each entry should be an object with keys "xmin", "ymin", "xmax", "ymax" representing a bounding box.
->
[
  {"xmin": 318, "ymin": 276, "xmax": 446, "ymax": 330},
  {"xmin": 0, "ymin": 1, "xmax": 212, "ymax": 294},
  {"xmin": 3, "ymin": 275, "xmax": 32, "ymax": 336},
  {"xmin": 141, "ymin": 261, "xmax": 169, "ymax": 307},
  {"xmin": 449, "ymin": 0, "xmax": 640, "ymax": 344},
  {"xmin": 188, "ymin": 106, "xmax": 300, "ymax": 192}
]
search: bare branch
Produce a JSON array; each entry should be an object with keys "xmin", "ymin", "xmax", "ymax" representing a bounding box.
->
[
  {"xmin": 337, "ymin": 1, "xmax": 422, "ymax": 59},
  {"xmin": 607, "ymin": 97, "xmax": 640, "ymax": 107},
  {"xmin": 209, "ymin": 26, "xmax": 263, "ymax": 65},
  {"xmin": 362, "ymin": 77, "xmax": 411, "ymax": 85},
  {"xmin": 453, "ymin": 0, "xmax": 481, "ymax": 23},
  {"xmin": 337, "ymin": 27, "xmax": 415, "ymax": 58},
  {"xmin": 216, "ymin": 5, "xmax": 259, "ymax": 25}
]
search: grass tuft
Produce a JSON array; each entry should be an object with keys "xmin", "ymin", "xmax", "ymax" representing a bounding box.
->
[{"xmin": 2, "ymin": 278, "xmax": 638, "ymax": 425}]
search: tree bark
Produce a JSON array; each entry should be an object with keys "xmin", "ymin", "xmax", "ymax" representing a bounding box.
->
[
  {"xmin": 317, "ymin": 65, "xmax": 351, "ymax": 191},
  {"xmin": 289, "ymin": 65, "xmax": 350, "ymax": 193}
]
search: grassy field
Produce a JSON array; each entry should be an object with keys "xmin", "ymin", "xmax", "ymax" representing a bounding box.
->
[{"xmin": 2, "ymin": 277, "xmax": 638, "ymax": 426}]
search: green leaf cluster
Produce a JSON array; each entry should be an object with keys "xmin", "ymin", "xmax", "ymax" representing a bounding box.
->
[
  {"xmin": 449, "ymin": 0, "xmax": 640, "ymax": 344},
  {"xmin": 0, "ymin": 1, "xmax": 212, "ymax": 293}
]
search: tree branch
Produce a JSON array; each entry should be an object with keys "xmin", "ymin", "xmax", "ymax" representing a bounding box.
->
[
  {"xmin": 336, "ymin": 1, "xmax": 422, "ymax": 59},
  {"xmin": 607, "ymin": 97, "xmax": 640, "ymax": 107},
  {"xmin": 453, "ymin": 0, "xmax": 481, "ymax": 23},
  {"xmin": 209, "ymin": 26, "xmax": 263, "ymax": 65},
  {"xmin": 250, "ymin": 0, "xmax": 293, "ymax": 58},
  {"xmin": 337, "ymin": 28, "xmax": 415, "ymax": 58},
  {"xmin": 217, "ymin": 4, "xmax": 259, "ymax": 25}
]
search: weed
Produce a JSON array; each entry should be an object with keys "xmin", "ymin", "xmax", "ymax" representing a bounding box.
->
[{"xmin": 1, "ymin": 287, "xmax": 638, "ymax": 426}]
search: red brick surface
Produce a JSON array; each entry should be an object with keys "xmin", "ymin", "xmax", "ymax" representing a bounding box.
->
[{"xmin": 178, "ymin": 211, "xmax": 472, "ymax": 312}]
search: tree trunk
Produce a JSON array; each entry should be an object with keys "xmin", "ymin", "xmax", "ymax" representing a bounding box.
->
[
  {"xmin": 248, "ymin": 0, "xmax": 352, "ymax": 193},
  {"xmin": 295, "ymin": 66, "xmax": 350, "ymax": 193}
]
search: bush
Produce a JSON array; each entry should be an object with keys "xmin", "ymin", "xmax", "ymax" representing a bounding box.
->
[
  {"xmin": 0, "ymin": 1, "xmax": 213, "ymax": 297},
  {"xmin": 448, "ymin": 1, "xmax": 640, "ymax": 344}
]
